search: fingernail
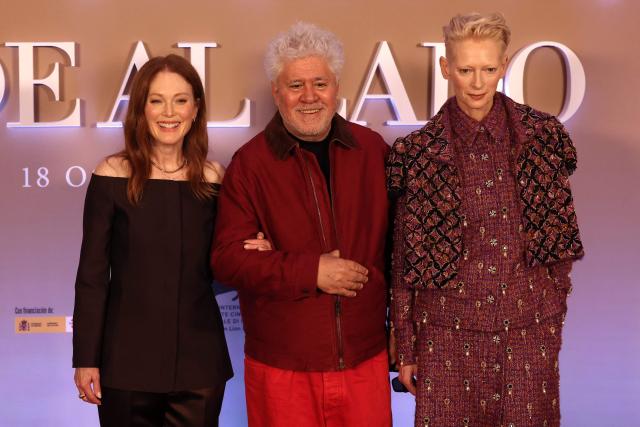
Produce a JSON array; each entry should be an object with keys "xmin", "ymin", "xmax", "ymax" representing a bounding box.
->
[{"xmin": 96, "ymin": 392, "xmax": 102, "ymax": 399}]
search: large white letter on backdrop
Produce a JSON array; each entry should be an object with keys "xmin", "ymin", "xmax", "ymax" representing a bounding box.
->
[
  {"xmin": 177, "ymin": 42, "xmax": 218, "ymax": 89},
  {"xmin": 350, "ymin": 41, "xmax": 425, "ymax": 126},
  {"xmin": 178, "ymin": 42, "xmax": 250, "ymax": 128},
  {"xmin": 0, "ymin": 60, "xmax": 6, "ymax": 107},
  {"xmin": 419, "ymin": 42, "xmax": 448, "ymax": 116},
  {"xmin": 504, "ymin": 41, "xmax": 585, "ymax": 123},
  {"xmin": 5, "ymin": 42, "xmax": 81, "ymax": 127},
  {"xmin": 97, "ymin": 41, "xmax": 151, "ymax": 128},
  {"xmin": 336, "ymin": 98, "xmax": 347, "ymax": 119}
]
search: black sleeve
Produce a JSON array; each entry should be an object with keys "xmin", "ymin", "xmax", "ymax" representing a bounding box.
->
[{"xmin": 72, "ymin": 176, "xmax": 114, "ymax": 367}]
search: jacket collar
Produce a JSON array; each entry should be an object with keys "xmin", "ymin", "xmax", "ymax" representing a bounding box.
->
[
  {"xmin": 449, "ymin": 94, "xmax": 508, "ymax": 145},
  {"xmin": 423, "ymin": 93, "xmax": 534, "ymax": 165},
  {"xmin": 264, "ymin": 112, "xmax": 358, "ymax": 160}
]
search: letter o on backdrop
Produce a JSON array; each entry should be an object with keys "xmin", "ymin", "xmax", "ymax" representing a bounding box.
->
[
  {"xmin": 0, "ymin": 60, "xmax": 6, "ymax": 106},
  {"xmin": 504, "ymin": 41, "xmax": 586, "ymax": 123}
]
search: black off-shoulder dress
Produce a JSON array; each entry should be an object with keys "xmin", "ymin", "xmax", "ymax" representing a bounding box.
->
[{"xmin": 72, "ymin": 175, "xmax": 232, "ymax": 392}]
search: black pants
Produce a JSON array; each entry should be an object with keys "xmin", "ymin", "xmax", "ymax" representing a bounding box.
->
[{"xmin": 98, "ymin": 385, "xmax": 225, "ymax": 427}]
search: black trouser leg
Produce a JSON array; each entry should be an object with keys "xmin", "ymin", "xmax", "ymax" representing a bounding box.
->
[
  {"xmin": 98, "ymin": 387, "xmax": 166, "ymax": 427},
  {"xmin": 164, "ymin": 384, "xmax": 226, "ymax": 427},
  {"xmin": 98, "ymin": 385, "xmax": 225, "ymax": 427}
]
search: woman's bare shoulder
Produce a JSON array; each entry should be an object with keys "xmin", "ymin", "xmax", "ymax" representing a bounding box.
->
[
  {"xmin": 94, "ymin": 155, "xmax": 130, "ymax": 178},
  {"xmin": 203, "ymin": 160, "xmax": 225, "ymax": 184}
]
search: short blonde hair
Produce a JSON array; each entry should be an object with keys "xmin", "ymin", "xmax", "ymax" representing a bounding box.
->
[{"xmin": 443, "ymin": 12, "xmax": 511, "ymax": 56}]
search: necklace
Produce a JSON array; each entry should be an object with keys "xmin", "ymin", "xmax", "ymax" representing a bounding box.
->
[{"xmin": 151, "ymin": 158, "xmax": 187, "ymax": 174}]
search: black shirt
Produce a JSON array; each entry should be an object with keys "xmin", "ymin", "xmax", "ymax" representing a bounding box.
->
[{"xmin": 295, "ymin": 133, "xmax": 332, "ymax": 198}]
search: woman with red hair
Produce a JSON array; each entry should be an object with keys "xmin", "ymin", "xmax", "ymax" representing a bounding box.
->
[{"xmin": 72, "ymin": 54, "xmax": 267, "ymax": 427}]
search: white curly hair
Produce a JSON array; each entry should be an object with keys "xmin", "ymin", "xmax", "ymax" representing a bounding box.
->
[{"xmin": 264, "ymin": 22, "xmax": 345, "ymax": 82}]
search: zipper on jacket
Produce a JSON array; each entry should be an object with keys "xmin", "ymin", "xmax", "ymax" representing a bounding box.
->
[
  {"xmin": 298, "ymin": 145, "xmax": 345, "ymax": 370},
  {"xmin": 328, "ymin": 143, "xmax": 345, "ymax": 371},
  {"xmin": 335, "ymin": 297, "xmax": 345, "ymax": 370},
  {"xmin": 299, "ymin": 147, "xmax": 329, "ymax": 251}
]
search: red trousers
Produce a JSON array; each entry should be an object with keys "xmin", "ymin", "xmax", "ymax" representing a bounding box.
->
[{"xmin": 244, "ymin": 351, "xmax": 392, "ymax": 427}]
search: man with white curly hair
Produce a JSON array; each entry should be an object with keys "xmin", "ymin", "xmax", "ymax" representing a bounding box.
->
[{"xmin": 212, "ymin": 22, "xmax": 392, "ymax": 427}]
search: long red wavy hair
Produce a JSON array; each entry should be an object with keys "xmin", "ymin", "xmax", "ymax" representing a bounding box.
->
[{"xmin": 118, "ymin": 54, "xmax": 213, "ymax": 203}]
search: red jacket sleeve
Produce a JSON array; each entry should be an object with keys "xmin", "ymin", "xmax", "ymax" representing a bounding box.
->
[{"xmin": 211, "ymin": 156, "xmax": 319, "ymax": 301}]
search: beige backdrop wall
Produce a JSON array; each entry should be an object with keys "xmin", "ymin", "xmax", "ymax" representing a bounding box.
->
[{"xmin": 1, "ymin": 0, "xmax": 638, "ymax": 426}]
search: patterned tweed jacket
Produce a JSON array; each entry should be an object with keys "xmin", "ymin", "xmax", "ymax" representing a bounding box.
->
[{"xmin": 386, "ymin": 93, "xmax": 584, "ymax": 290}]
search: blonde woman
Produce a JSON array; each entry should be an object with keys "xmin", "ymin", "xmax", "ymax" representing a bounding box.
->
[{"xmin": 388, "ymin": 13, "xmax": 584, "ymax": 427}]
